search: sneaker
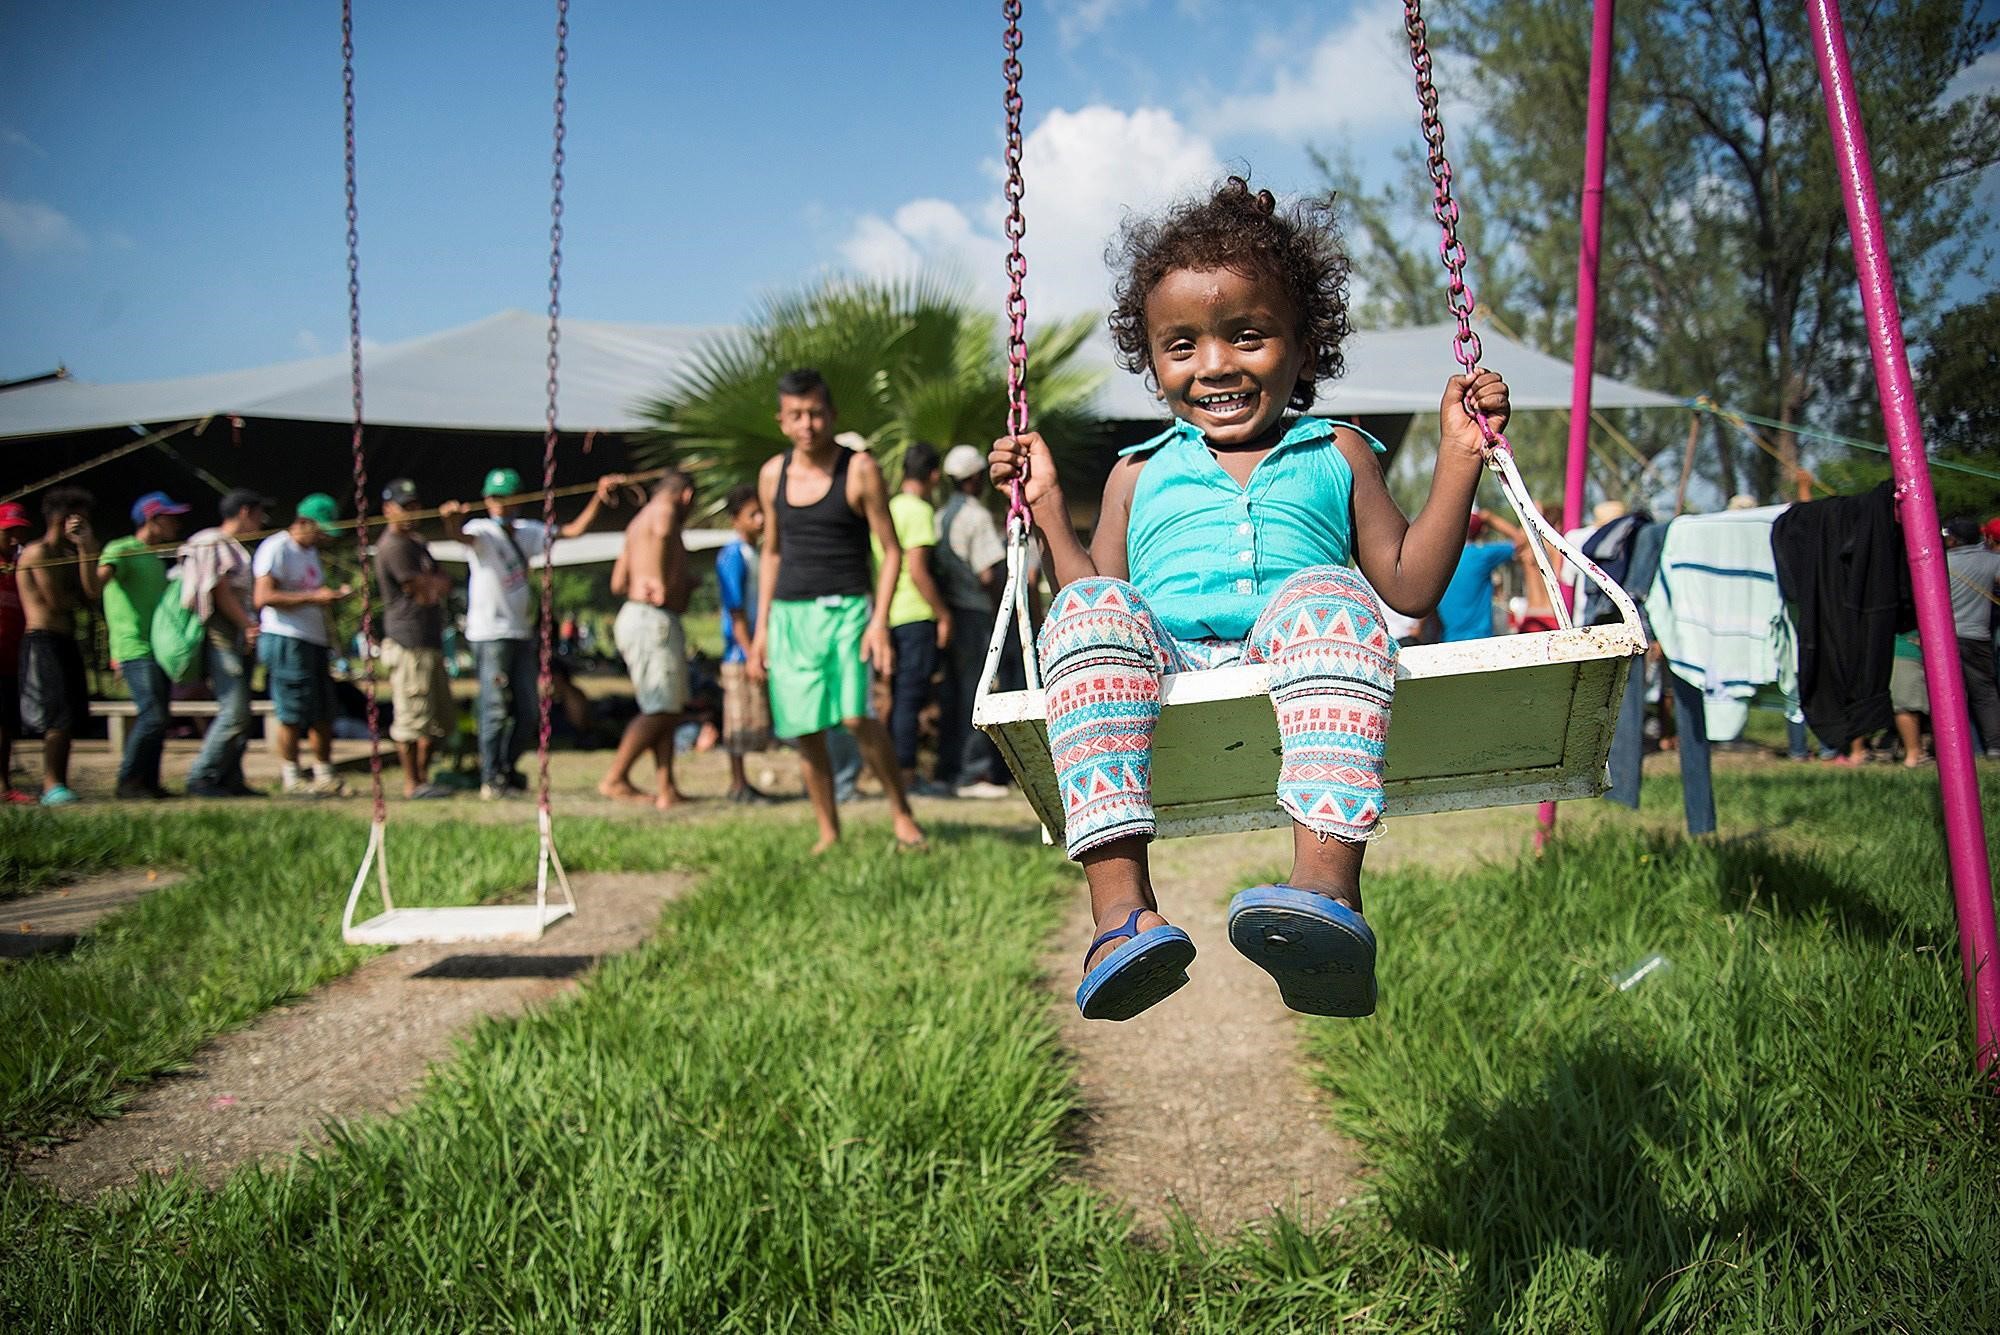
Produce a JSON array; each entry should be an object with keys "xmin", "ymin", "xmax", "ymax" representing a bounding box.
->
[
  {"xmin": 3, "ymin": 788, "xmax": 39, "ymax": 805},
  {"xmin": 224, "ymin": 780, "xmax": 266, "ymax": 798},
  {"xmin": 115, "ymin": 780, "xmax": 165, "ymax": 801},
  {"xmin": 282, "ymin": 772, "xmax": 316, "ymax": 797},
  {"xmin": 910, "ymin": 779, "xmax": 958, "ymax": 799},
  {"xmin": 727, "ymin": 786, "xmax": 776, "ymax": 805},
  {"xmin": 406, "ymin": 782, "xmax": 454, "ymax": 800},
  {"xmin": 39, "ymin": 785, "xmax": 79, "ymax": 806},
  {"xmin": 480, "ymin": 782, "xmax": 516, "ymax": 802},
  {"xmin": 310, "ymin": 773, "xmax": 348, "ymax": 797},
  {"xmin": 185, "ymin": 780, "xmax": 239, "ymax": 799},
  {"xmin": 955, "ymin": 780, "xmax": 1011, "ymax": 800},
  {"xmin": 504, "ymin": 770, "xmax": 529, "ymax": 791}
]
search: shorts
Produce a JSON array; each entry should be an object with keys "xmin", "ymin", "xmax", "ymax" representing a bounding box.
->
[
  {"xmin": 258, "ymin": 632, "xmax": 336, "ymax": 728},
  {"xmin": 613, "ymin": 601, "xmax": 689, "ymax": 716},
  {"xmin": 720, "ymin": 660, "xmax": 772, "ymax": 756},
  {"xmin": 1890, "ymin": 656, "xmax": 1929, "ymax": 715},
  {"xmin": 766, "ymin": 595, "xmax": 870, "ymax": 739},
  {"xmin": 1517, "ymin": 613, "xmax": 1562, "ymax": 634},
  {"xmin": 383, "ymin": 639, "xmax": 456, "ymax": 743},
  {"xmin": 20, "ymin": 630, "xmax": 87, "ymax": 736}
]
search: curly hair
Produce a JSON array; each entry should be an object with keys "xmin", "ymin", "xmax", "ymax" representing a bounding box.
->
[{"xmin": 1106, "ymin": 176, "xmax": 1352, "ymax": 413}]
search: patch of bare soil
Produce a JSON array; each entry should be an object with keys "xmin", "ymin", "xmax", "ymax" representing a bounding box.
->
[
  {"xmin": 1045, "ymin": 805, "xmax": 1532, "ymax": 1240},
  {"xmin": 22, "ymin": 871, "xmax": 687, "ymax": 1199},
  {"xmin": 0, "ymin": 868, "xmax": 185, "ymax": 958}
]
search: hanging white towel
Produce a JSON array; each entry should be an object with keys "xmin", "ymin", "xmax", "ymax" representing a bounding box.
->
[{"xmin": 1648, "ymin": 505, "xmax": 1798, "ymax": 741}]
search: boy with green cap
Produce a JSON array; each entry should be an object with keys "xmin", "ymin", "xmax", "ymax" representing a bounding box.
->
[
  {"xmin": 253, "ymin": 493, "xmax": 352, "ymax": 796},
  {"xmin": 441, "ymin": 468, "xmax": 619, "ymax": 799}
]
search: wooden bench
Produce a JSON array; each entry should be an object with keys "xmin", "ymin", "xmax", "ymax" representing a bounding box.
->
[{"xmin": 91, "ymin": 698, "xmax": 278, "ymax": 754}]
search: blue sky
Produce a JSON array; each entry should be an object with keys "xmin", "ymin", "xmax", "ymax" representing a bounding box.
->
[{"xmin": 2, "ymin": 1, "xmax": 1996, "ymax": 385}]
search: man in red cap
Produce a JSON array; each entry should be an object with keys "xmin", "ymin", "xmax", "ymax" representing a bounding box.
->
[
  {"xmin": 100, "ymin": 491, "xmax": 191, "ymax": 798},
  {"xmin": 17, "ymin": 487, "xmax": 100, "ymax": 804},
  {"xmin": 0, "ymin": 501, "xmax": 33, "ymax": 801}
]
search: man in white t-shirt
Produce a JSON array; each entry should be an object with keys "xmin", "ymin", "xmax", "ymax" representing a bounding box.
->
[
  {"xmin": 441, "ymin": 467, "xmax": 618, "ymax": 799},
  {"xmin": 253, "ymin": 492, "xmax": 353, "ymax": 796}
]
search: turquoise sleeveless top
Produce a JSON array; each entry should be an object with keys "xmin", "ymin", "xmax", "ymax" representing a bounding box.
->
[{"xmin": 1122, "ymin": 415, "xmax": 1385, "ymax": 642}]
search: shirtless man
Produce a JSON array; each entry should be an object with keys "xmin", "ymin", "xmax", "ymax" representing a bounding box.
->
[
  {"xmin": 16, "ymin": 487, "xmax": 101, "ymax": 804},
  {"xmin": 599, "ymin": 470, "xmax": 696, "ymax": 809},
  {"xmin": 1513, "ymin": 499, "xmax": 1563, "ymax": 633}
]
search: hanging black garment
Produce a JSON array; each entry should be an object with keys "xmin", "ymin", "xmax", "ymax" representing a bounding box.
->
[{"xmin": 1770, "ymin": 482, "xmax": 1913, "ymax": 752}]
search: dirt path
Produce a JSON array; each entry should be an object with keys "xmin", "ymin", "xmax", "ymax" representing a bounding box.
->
[
  {"xmin": 1045, "ymin": 807, "xmax": 1531, "ymax": 1239},
  {"xmin": 0, "ymin": 869, "xmax": 185, "ymax": 958},
  {"xmin": 23, "ymin": 871, "xmax": 687, "ymax": 1199}
]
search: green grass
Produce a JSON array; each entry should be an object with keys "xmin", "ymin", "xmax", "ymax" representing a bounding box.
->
[{"xmin": 2, "ymin": 767, "xmax": 1997, "ymax": 1330}]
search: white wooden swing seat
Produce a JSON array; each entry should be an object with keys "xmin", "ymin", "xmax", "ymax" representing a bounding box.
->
[
  {"xmin": 342, "ymin": 809, "xmax": 576, "ymax": 946},
  {"xmin": 973, "ymin": 447, "xmax": 1649, "ymax": 840}
]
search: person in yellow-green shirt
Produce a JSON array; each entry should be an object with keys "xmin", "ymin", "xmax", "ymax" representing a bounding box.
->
[
  {"xmin": 99, "ymin": 491, "xmax": 191, "ymax": 799},
  {"xmin": 872, "ymin": 441, "xmax": 955, "ymax": 796}
]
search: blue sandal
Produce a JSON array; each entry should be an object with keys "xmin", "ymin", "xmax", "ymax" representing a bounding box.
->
[
  {"xmin": 1074, "ymin": 907, "xmax": 1196, "ymax": 1022},
  {"xmin": 1226, "ymin": 884, "xmax": 1377, "ymax": 1017}
]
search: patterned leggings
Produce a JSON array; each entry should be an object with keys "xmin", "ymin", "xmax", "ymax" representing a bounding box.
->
[{"xmin": 1038, "ymin": 565, "xmax": 1397, "ymax": 860}]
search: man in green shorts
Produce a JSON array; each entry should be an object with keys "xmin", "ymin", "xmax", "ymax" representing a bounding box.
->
[{"xmin": 750, "ymin": 368, "xmax": 925, "ymax": 852}]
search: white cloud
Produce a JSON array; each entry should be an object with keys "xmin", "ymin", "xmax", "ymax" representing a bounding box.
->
[
  {"xmin": 1202, "ymin": 0, "xmax": 1420, "ymax": 140},
  {"xmin": 0, "ymin": 195, "xmax": 87, "ymax": 257},
  {"xmin": 1944, "ymin": 49, "xmax": 2000, "ymax": 105},
  {"xmin": 1054, "ymin": 0, "xmax": 1134, "ymax": 49},
  {"xmin": 840, "ymin": 104, "xmax": 1222, "ymax": 318},
  {"xmin": 2, "ymin": 127, "xmax": 46, "ymax": 158}
]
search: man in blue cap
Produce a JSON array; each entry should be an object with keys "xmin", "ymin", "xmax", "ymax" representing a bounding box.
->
[
  {"xmin": 99, "ymin": 490, "xmax": 191, "ymax": 798},
  {"xmin": 441, "ymin": 467, "xmax": 620, "ymax": 799}
]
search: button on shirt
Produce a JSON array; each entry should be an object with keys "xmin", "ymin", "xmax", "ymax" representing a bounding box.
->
[{"xmin": 1121, "ymin": 416, "xmax": 1383, "ymax": 643}]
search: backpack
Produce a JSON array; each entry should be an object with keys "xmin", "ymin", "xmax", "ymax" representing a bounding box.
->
[{"xmin": 150, "ymin": 574, "xmax": 208, "ymax": 683}]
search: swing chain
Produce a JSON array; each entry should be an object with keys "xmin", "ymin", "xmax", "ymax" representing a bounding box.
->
[
  {"xmin": 1403, "ymin": 0, "xmax": 1512, "ymax": 465},
  {"xmin": 1001, "ymin": 0, "xmax": 1032, "ymax": 530},
  {"xmin": 342, "ymin": 0, "xmax": 387, "ymax": 823},
  {"xmin": 536, "ymin": 0, "xmax": 569, "ymax": 817}
]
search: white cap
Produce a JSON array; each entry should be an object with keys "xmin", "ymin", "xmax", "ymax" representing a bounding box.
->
[
  {"xmin": 941, "ymin": 444, "xmax": 987, "ymax": 480},
  {"xmin": 835, "ymin": 431, "xmax": 870, "ymax": 452}
]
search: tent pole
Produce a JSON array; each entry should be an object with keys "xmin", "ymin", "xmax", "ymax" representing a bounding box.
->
[
  {"xmin": 1808, "ymin": 0, "xmax": 1999, "ymax": 1077},
  {"xmin": 1537, "ymin": 0, "xmax": 1616, "ymax": 852}
]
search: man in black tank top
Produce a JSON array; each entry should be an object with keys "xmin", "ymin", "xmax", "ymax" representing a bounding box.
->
[{"xmin": 750, "ymin": 369, "xmax": 926, "ymax": 851}]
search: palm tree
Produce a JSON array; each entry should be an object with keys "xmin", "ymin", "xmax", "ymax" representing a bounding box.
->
[{"xmin": 634, "ymin": 274, "xmax": 1107, "ymax": 505}]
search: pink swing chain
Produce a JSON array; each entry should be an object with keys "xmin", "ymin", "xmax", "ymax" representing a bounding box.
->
[
  {"xmin": 341, "ymin": 0, "xmax": 388, "ymax": 826},
  {"xmin": 1404, "ymin": 0, "xmax": 1512, "ymax": 461},
  {"xmin": 534, "ymin": 0, "xmax": 569, "ymax": 819},
  {"xmin": 1001, "ymin": 0, "xmax": 1032, "ymax": 531}
]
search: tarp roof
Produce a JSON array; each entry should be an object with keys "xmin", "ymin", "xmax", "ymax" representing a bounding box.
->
[{"xmin": 0, "ymin": 310, "xmax": 1681, "ymax": 441}]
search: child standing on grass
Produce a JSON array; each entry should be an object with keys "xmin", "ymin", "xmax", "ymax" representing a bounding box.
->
[{"xmin": 990, "ymin": 177, "xmax": 1510, "ymax": 1022}]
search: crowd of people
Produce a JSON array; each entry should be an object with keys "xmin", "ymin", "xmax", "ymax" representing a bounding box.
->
[{"xmin": 0, "ymin": 383, "xmax": 1027, "ymax": 843}]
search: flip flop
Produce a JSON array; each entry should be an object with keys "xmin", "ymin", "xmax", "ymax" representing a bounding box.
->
[
  {"xmin": 1227, "ymin": 884, "xmax": 1377, "ymax": 1017},
  {"xmin": 1074, "ymin": 907, "xmax": 1196, "ymax": 1022}
]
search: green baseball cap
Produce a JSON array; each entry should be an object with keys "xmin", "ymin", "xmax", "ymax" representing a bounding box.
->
[
  {"xmin": 482, "ymin": 468, "xmax": 523, "ymax": 498},
  {"xmin": 295, "ymin": 492, "xmax": 340, "ymax": 528}
]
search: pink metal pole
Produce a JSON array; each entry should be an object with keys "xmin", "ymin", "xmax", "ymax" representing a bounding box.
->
[
  {"xmin": 1808, "ymin": 0, "xmax": 2000, "ymax": 1076},
  {"xmin": 1537, "ymin": 0, "xmax": 1616, "ymax": 850}
]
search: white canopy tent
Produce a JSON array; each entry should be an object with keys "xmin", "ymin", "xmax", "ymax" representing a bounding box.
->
[{"xmin": 0, "ymin": 310, "xmax": 1680, "ymax": 442}]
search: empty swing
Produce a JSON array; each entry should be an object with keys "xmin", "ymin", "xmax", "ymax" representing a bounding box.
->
[
  {"xmin": 340, "ymin": 0, "xmax": 577, "ymax": 945},
  {"xmin": 972, "ymin": 0, "xmax": 1648, "ymax": 840}
]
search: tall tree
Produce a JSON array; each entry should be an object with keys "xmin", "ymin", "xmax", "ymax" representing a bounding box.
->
[
  {"xmin": 635, "ymin": 276, "xmax": 1105, "ymax": 505},
  {"xmin": 1327, "ymin": 0, "xmax": 2000, "ymax": 506}
]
